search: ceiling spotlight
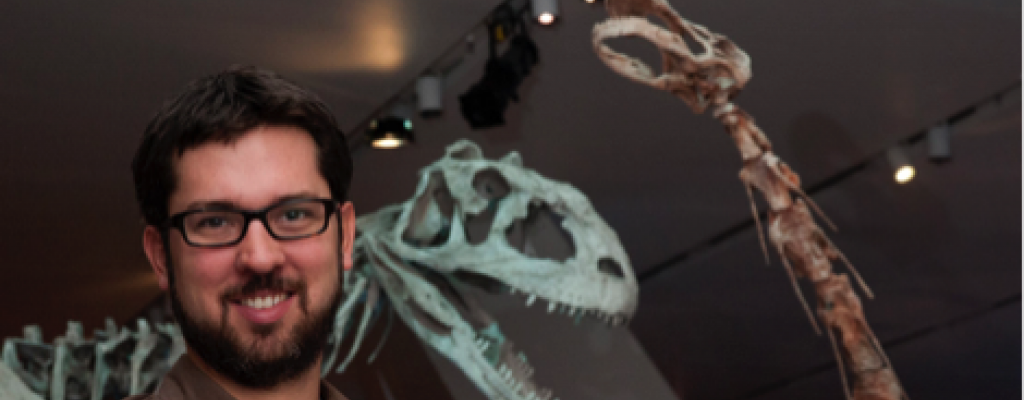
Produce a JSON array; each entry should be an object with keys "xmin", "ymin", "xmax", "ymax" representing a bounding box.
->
[
  {"xmin": 531, "ymin": 0, "xmax": 559, "ymax": 25},
  {"xmin": 416, "ymin": 75, "xmax": 443, "ymax": 118},
  {"xmin": 367, "ymin": 116, "xmax": 414, "ymax": 149},
  {"xmin": 926, "ymin": 124, "xmax": 952, "ymax": 163},
  {"xmin": 886, "ymin": 146, "xmax": 915, "ymax": 184}
]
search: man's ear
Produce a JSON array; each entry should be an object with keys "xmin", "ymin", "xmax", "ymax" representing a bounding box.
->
[
  {"xmin": 143, "ymin": 226, "xmax": 171, "ymax": 290},
  {"xmin": 339, "ymin": 202, "xmax": 356, "ymax": 271}
]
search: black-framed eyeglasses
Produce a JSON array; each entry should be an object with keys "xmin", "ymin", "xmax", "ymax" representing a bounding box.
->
[{"xmin": 166, "ymin": 198, "xmax": 340, "ymax": 247}]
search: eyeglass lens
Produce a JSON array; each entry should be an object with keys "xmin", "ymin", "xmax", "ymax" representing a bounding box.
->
[{"xmin": 181, "ymin": 200, "xmax": 329, "ymax": 245}]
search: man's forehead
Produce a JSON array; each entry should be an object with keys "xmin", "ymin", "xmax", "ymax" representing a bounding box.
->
[{"xmin": 168, "ymin": 126, "xmax": 330, "ymax": 212}]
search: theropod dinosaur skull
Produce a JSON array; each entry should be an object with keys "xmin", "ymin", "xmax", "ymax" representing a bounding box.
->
[{"xmin": 346, "ymin": 140, "xmax": 637, "ymax": 400}]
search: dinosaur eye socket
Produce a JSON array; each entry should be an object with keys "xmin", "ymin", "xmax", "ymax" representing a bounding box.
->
[
  {"xmin": 472, "ymin": 168, "xmax": 510, "ymax": 200},
  {"xmin": 463, "ymin": 169, "xmax": 512, "ymax": 245}
]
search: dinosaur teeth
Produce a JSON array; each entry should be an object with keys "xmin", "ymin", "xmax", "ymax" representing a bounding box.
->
[
  {"xmin": 526, "ymin": 295, "xmax": 537, "ymax": 307},
  {"xmin": 547, "ymin": 301, "xmax": 556, "ymax": 313}
]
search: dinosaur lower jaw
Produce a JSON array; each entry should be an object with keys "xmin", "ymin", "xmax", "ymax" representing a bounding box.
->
[{"xmin": 472, "ymin": 322, "xmax": 552, "ymax": 400}]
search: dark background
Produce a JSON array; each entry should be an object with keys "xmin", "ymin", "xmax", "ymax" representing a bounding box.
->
[{"xmin": 0, "ymin": 0, "xmax": 1019, "ymax": 399}]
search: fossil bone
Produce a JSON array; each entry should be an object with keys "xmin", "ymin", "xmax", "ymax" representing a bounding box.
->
[
  {"xmin": 324, "ymin": 139, "xmax": 638, "ymax": 400},
  {"xmin": 1, "ymin": 319, "xmax": 184, "ymax": 400},
  {"xmin": 592, "ymin": 1, "xmax": 907, "ymax": 399}
]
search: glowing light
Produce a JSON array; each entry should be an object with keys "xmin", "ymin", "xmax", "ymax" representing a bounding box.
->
[
  {"xmin": 886, "ymin": 147, "xmax": 915, "ymax": 184},
  {"xmin": 532, "ymin": 0, "xmax": 560, "ymax": 25},
  {"xmin": 894, "ymin": 166, "xmax": 915, "ymax": 184},
  {"xmin": 585, "ymin": 0, "xmax": 596, "ymax": 3},
  {"xmin": 372, "ymin": 134, "xmax": 404, "ymax": 149},
  {"xmin": 280, "ymin": 0, "xmax": 406, "ymax": 72}
]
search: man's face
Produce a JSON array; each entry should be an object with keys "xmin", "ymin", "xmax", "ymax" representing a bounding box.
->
[{"xmin": 143, "ymin": 125, "xmax": 354, "ymax": 387}]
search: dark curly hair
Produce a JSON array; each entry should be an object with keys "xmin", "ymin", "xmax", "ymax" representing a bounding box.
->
[{"xmin": 132, "ymin": 65, "xmax": 353, "ymax": 227}]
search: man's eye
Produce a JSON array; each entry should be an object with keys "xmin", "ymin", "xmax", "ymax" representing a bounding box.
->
[
  {"xmin": 197, "ymin": 217, "xmax": 229, "ymax": 228},
  {"xmin": 282, "ymin": 209, "xmax": 312, "ymax": 221}
]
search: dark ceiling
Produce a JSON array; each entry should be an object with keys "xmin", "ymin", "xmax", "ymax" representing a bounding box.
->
[{"xmin": 0, "ymin": 0, "xmax": 1019, "ymax": 399}]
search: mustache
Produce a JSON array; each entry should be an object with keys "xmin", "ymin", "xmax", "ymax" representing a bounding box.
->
[{"xmin": 222, "ymin": 273, "xmax": 306, "ymax": 300}]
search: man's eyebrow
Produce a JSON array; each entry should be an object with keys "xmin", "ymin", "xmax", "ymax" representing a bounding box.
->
[{"xmin": 183, "ymin": 192, "xmax": 324, "ymax": 211}]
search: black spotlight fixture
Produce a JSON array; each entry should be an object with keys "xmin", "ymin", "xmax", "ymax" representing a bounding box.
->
[
  {"xmin": 366, "ymin": 116, "xmax": 414, "ymax": 149},
  {"xmin": 460, "ymin": 3, "xmax": 539, "ymax": 129}
]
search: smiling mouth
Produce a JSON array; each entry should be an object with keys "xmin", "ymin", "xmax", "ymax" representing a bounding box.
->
[{"xmin": 231, "ymin": 290, "xmax": 296, "ymax": 310}]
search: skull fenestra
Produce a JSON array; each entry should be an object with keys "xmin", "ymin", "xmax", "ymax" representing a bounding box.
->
[{"xmin": 325, "ymin": 139, "xmax": 638, "ymax": 400}]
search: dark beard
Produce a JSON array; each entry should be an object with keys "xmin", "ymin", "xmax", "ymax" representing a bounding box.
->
[{"xmin": 168, "ymin": 268, "xmax": 343, "ymax": 389}]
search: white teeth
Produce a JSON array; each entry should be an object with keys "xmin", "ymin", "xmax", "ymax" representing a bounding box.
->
[
  {"xmin": 243, "ymin": 294, "xmax": 286, "ymax": 309},
  {"xmin": 548, "ymin": 301, "xmax": 556, "ymax": 313},
  {"xmin": 526, "ymin": 295, "xmax": 536, "ymax": 307}
]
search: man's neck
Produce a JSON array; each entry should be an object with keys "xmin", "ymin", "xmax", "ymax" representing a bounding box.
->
[{"xmin": 187, "ymin": 351, "xmax": 322, "ymax": 400}]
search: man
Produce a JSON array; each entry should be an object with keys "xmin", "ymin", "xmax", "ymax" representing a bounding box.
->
[{"xmin": 130, "ymin": 66, "xmax": 355, "ymax": 400}]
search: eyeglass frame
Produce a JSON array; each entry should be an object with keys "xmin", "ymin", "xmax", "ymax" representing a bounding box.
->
[{"xmin": 164, "ymin": 198, "xmax": 342, "ymax": 247}]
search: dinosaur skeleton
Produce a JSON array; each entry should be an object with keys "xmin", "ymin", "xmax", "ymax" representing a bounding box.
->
[{"xmin": 592, "ymin": 0, "xmax": 907, "ymax": 399}]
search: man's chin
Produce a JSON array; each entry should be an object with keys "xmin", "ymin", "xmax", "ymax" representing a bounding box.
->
[
  {"xmin": 246, "ymin": 318, "xmax": 284, "ymax": 338},
  {"xmin": 169, "ymin": 288, "xmax": 343, "ymax": 389}
]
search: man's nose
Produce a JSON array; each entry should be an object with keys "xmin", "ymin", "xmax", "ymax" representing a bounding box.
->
[{"xmin": 235, "ymin": 219, "xmax": 285, "ymax": 273}]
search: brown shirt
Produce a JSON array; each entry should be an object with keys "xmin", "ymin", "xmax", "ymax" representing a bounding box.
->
[{"xmin": 123, "ymin": 356, "xmax": 348, "ymax": 400}]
